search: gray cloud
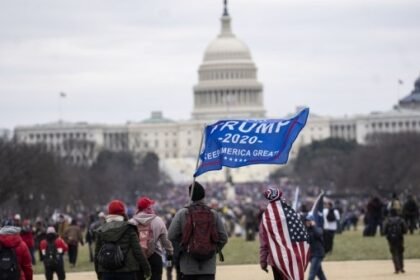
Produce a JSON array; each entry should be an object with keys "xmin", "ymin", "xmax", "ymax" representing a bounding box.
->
[{"xmin": 0, "ymin": 0, "xmax": 419, "ymax": 128}]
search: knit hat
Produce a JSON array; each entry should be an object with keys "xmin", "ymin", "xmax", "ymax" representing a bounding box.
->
[
  {"xmin": 46, "ymin": 226, "xmax": 56, "ymax": 234},
  {"xmin": 107, "ymin": 200, "xmax": 126, "ymax": 216},
  {"xmin": 264, "ymin": 187, "xmax": 282, "ymax": 202},
  {"xmin": 189, "ymin": 182, "xmax": 205, "ymax": 201},
  {"xmin": 137, "ymin": 197, "xmax": 155, "ymax": 211}
]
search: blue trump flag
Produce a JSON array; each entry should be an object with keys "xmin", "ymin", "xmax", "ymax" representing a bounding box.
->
[
  {"xmin": 309, "ymin": 192, "xmax": 324, "ymax": 228},
  {"xmin": 194, "ymin": 107, "xmax": 309, "ymax": 177}
]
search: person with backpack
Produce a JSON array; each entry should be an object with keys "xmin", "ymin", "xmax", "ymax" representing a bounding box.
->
[
  {"xmin": 129, "ymin": 196, "xmax": 174, "ymax": 280},
  {"xmin": 95, "ymin": 199, "xmax": 151, "ymax": 280},
  {"xmin": 39, "ymin": 227, "xmax": 68, "ymax": 280},
  {"xmin": 168, "ymin": 182, "xmax": 228, "ymax": 280},
  {"xmin": 322, "ymin": 202, "xmax": 340, "ymax": 254},
  {"xmin": 383, "ymin": 209, "xmax": 408, "ymax": 274},
  {"xmin": 0, "ymin": 224, "xmax": 33, "ymax": 280},
  {"xmin": 63, "ymin": 219, "xmax": 84, "ymax": 268}
]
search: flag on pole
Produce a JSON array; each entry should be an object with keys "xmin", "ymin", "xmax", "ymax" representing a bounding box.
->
[
  {"xmin": 292, "ymin": 187, "xmax": 300, "ymax": 211},
  {"xmin": 309, "ymin": 192, "xmax": 324, "ymax": 228},
  {"xmin": 194, "ymin": 108, "xmax": 309, "ymax": 177},
  {"xmin": 262, "ymin": 199, "xmax": 310, "ymax": 280},
  {"xmin": 60, "ymin": 92, "xmax": 67, "ymax": 98}
]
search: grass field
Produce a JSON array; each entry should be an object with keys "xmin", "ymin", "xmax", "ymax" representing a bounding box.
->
[{"xmin": 33, "ymin": 230, "xmax": 420, "ymax": 274}]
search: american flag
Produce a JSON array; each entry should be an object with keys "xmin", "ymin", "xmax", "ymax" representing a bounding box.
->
[{"xmin": 262, "ymin": 199, "xmax": 310, "ymax": 280}]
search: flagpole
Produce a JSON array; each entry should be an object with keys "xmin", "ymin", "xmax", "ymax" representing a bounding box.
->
[
  {"xmin": 190, "ymin": 123, "xmax": 206, "ymax": 202},
  {"xmin": 58, "ymin": 93, "xmax": 62, "ymax": 122}
]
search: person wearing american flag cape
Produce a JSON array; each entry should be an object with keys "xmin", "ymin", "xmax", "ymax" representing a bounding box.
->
[{"xmin": 259, "ymin": 187, "xmax": 310, "ymax": 280}]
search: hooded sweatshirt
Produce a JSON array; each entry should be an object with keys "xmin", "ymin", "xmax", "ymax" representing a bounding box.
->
[
  {"xmin": 129, "ymin": 211, "xmax": 173, "ymax": 257},
  {"xmin": 0, "ymin": 226, "xmax": 33, "ymax": 280}
]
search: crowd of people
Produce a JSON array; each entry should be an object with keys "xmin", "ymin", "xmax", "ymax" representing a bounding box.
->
[{"xmin": 0, "ymin": 181, "xmax": 419, "ymax": 280}]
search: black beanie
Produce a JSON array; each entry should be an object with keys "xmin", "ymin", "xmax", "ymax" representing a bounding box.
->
[{"xmin": 189, "ymin": 182, "xmax": 205, "ymax": 201}]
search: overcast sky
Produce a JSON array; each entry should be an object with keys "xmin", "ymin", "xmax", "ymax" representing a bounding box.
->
[{"xmin": 1, "ymin": 0, "xmax": 419, "ymax": 129}]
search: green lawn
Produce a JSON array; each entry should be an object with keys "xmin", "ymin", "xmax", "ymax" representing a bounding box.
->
[{"xmin": 34, "ymin": 231, "xmax": 420, "ymax": 274}]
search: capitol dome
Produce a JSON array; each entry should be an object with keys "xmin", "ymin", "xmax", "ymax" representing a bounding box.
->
[
  {"xmin": 203, "ymin": 16, "xmax": 252, "ymax": 62},
  {"xmin": 192, "ymin": 2, "xmax": 266, "ymax": 120}
]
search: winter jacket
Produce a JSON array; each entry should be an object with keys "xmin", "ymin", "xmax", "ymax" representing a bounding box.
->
[
  {"xmin": 94, "ymin": 216, "xmax": 151, "ymax": 277},
  {"xmin": 0, "ymin": 226, "xmax": 33, "ymax": 280},
  {"xmin": 129, "ymin": 212, "xmax": 174, "ymax": 258},
  {"xmin": 40, "ymin": 235, "xmax": 68, "ymax": 254},
  {"xmin": 20, "ymin": 229, "xmax": 35, "ymax": 249},
  {"xmin": 63, "ymin": 224, "xmax": 83, "ymax": 246},
  {"xmin": 383, "ymin": 216, "xmax": 407, "ymax": 241},
  {"xmin": 307, "ymin": 225, "xmax": 325, "ymax": 257},
  {"xmin": 168, "ymin": 201, "xmax": 228, "ymax": 275}
]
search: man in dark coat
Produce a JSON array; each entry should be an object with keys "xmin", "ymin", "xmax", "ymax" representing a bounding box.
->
[
  {"xmin": 306, "ymin": 215, "xmax": 327, "ymax": 280},
  {"xmin": 383, "ymin": 209, "xmax": 408, "ymax": 274},
  {"xmin": 168, "ymin": 182, "xmax": 228, "ymax": 280}
]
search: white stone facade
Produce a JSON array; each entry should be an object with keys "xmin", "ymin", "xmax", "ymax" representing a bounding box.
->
[
  {"xmin": 331, "ymin": 109, "xmax": 420, "ymax": 144},
  {"xmin": 12, "ymin": 4, "xmax": 420, "ymax": 182}
]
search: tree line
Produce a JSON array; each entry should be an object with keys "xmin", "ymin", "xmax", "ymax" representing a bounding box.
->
[
  {"xmin": 271, "ymin": 133, "xmax": 420, "ymax": 196},
  {"xmin": 0, "ymin": 140, "xmax": 165, "ymax": 218}
]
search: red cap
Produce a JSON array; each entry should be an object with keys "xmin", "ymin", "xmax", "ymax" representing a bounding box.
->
[
  {"xmin": 108, "ymin": 200, "xmax": 126, "ymax": 216},
  {"xmin": 137, "ymin": 197, "xmax": 155, "ymax": 211}
]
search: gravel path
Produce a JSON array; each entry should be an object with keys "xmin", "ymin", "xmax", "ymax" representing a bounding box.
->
[{"xmin": 34, "ymin": 259, "xmax": 420, "ymax": 280}]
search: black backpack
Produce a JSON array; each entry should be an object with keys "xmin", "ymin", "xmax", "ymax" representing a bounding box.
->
[
  {"xmin": 43, "ymin": 241, "xmax": 60, "ymax": 269},
  {"xmin": 326, "ymin": 209, "xmax": 336, "ymax": 222},
  {"xmin": 0, "ymin": 247, "xmax": 20, "ymax": 280},
  {"xmin": 387, "ymin": 218, "xmax": 402, "ymax": 241},
  {"xmin": 97, "ymin": 229, "xmax": 128, "ymax": 271}
]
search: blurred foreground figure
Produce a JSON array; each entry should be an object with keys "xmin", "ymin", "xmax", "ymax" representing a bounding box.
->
[
  {"xmin": 383, "ymin": 209, "xmax": 407, "ymax": 274},
  {"xmin": 0, "ymin": 225, "xmax": 33, "ymax": 280},
  {"xmin": 40, "ymin": 227, "xmax": 68, "ymax": 280},
  {"xmin": 259, "ymin": 187, "xmax": 309, "ymax": 280}
]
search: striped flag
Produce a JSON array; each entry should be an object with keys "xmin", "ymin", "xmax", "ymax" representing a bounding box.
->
[{"xmin": 262, "ymin": 199, "xmax": 310, "ymax": 280}]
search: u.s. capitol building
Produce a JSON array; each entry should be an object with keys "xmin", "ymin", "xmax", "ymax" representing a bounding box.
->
[{"xmin": 13, "ymin": 4, "xmax": 420, "ymax": 183}]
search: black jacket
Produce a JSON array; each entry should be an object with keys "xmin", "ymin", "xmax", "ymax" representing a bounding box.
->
[
  {"xmin": 94, "ymin": 220, "xmax": 151, "ymax": 277},
  {"xmin": 307, "ymin": 225, "xmax": 325, "ymax": 257}
]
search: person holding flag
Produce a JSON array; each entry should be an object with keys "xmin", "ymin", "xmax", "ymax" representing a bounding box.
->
[
  {"xmin": 259, "ymin": 187, "xmax": 310, "ymax": 280},
  {"xmin": 305, "ymin": 214, "xmax": 327, "ymax": 280}
]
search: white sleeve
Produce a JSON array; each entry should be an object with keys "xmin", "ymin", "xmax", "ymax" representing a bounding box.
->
[{"xmin": 335, "ymin": 209, "xmax": 341, "ymax": 220}]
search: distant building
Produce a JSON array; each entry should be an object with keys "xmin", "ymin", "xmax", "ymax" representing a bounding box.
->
[
  {"xmin": 13, "ymin": 3, "xmax": 420, "ymax": 182},
  {"xmin": 331, "ymin": 108, "xmax": 420, "ymax": 144},
  {"xmin": 399, "ymin": 75, "xmax": 420, "ymax": 110},
  {"xmin": 15, "ymin": 122, "xmax": 127, "ymax": 165},
  {"xmin": 0, "ymin": 129, "xmax": 11, "ymax": 140}
]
